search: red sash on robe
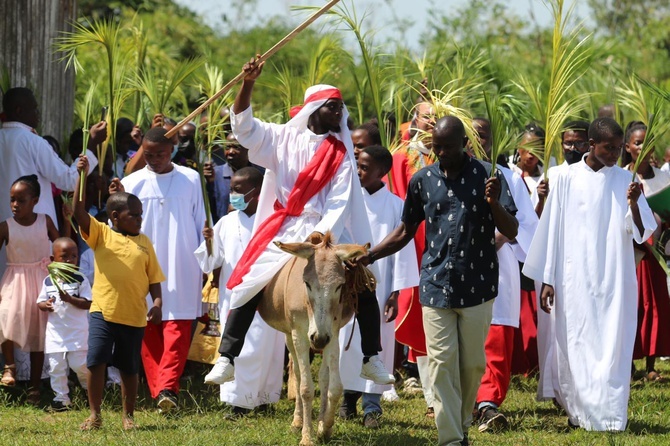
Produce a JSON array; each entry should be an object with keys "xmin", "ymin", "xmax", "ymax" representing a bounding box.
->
[{"xmin": 227, "ymin": 134, "xmax": 347, "ymax": 289}]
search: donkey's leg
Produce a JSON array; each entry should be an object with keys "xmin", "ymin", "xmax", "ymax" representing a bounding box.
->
[
  {"xmin": 317, "ymin": 350, "xmax": 330, "ymax": 425},
  {"xmin": 318, "ymin": 332, "xmax": 343, "ymax": 441},
  {"xmin": 285, "ymin": 337, "xmax": 303, "ymax": 433},
  {"xmin": 292, "ymin": 331, "xmax": 315, "ymax": 446}
]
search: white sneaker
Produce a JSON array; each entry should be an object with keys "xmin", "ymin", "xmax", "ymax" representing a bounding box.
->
[
  {"xmin": 360, "ymin": 356, "xmax": 395, "ymax": 385},
  {"xmin": 204, "ymin": 356, "xmax": 235, "ymax": 385},
  {"xmin": 382, "ymin": 386, "xmax": 400, "ymax": 402}
]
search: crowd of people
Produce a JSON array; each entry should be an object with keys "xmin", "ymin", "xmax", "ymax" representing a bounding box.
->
[{"xmin": 1, "ymin": 54, "xmax": 670, "ymax": 445}]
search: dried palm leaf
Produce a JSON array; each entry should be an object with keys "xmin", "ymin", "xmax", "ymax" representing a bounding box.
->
[{"xmin": 47, "ymin": 261, "xmax": 81, "ymax": 295}]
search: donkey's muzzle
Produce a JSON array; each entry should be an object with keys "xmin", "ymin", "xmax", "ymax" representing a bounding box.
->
[{"xmin": 310, "ymin": 333, "xmax": 331, "ymax": 350}]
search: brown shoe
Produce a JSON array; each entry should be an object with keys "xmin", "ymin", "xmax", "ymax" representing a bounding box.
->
[
  {"xmin": 363, "ymin": 412, "xmax": 381, "ymax": 429},
  {"xmin": 26, "ymin": 389, "xmax": 41, "ymax": 406},
  {"xmin": 80, "ymin": 415, "xmax": 103, "ymax": 431},
  {"xmin": 425, "ymin": 407, "xmax": 435, "ymax": 419},
  {"xmin": 1, "ymin": 365, "xmax": 16, "ymax": 387}
]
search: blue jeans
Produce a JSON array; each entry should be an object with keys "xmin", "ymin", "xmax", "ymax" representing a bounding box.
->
[{"xmin": 362, "ymin": 392, "xmax": 382, "ymax": 415}]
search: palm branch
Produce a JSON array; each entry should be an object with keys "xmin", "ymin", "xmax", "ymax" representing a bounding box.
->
[
  {"xmin": 73, "ymin": 82, "xmax": 98, "ymax": 200},
  {"xmin": 483, "ymin": 90, "xmax": 526, "ymax": 176},
  {"xmin": 131, "ymin": 57, "xmax": 204, "ymax": 123},
  {"xmin": 540, "ymin": 0, "xmax": 594, "ymax": 176},
  {"xmin": 47, "ymin": 261, "xmax": 81, "ymax": 295},
  {"xmin": 617, "ymin": 76, "xmax": 670, "ymax": 179},
  {"xmin": 55, "ymin": 17, "xmax": 134, "ymax": 177},
  {"xmin": 59, "ymin": 192, "xmax": 78, "ymax": 235}
]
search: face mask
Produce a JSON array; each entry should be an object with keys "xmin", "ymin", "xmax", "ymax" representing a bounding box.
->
[
  {"xmin": 171, "ymin": 144, "xmax": 179, "ymax": 159},
  {"xmin": 229, "ymin": 188, "xmax": 255, "ymax": 211},
  {"xmin": 565, "ymin": 149, "xmax": 585, "ymax": 165}
]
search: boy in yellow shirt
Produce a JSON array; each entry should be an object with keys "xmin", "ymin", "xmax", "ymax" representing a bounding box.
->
[{"xmin": 73, "ymin": 155, "xmax": 164, "ymax": 430}]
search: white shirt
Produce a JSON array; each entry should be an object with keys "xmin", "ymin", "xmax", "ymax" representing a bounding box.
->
[
  {"xmin": 37, "ymin": 272, "xmax": 92, "ymax": 353},
  {"xmin": 122, "ymin": 164, "xmax": 206, "ymax": 320}
]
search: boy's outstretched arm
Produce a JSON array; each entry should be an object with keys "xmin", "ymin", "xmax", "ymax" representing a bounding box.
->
[
  {"xmin": 73, "ymin": 156, "xmax": 91, "ymax": 235},
  {"xmin": 147, "ymin": 283, "xmax": 162, "ymax": 325}
]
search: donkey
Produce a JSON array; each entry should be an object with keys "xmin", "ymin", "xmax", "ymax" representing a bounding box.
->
[{"xmin": 257, "ymin": 232, "xmax": 367, "ymax": 446}]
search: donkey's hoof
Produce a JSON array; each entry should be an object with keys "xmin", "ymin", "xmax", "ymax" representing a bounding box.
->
[
  {"xmin": 299, "ymin": 437, "xmax": 315, "ymax": 446},
  {"xmin": 291, "ymin": 419, "xmax": 302, "ymax": 434},
  {"xmin": 317, "ymin": 425, "xmax": 332, "ymax": 441}
]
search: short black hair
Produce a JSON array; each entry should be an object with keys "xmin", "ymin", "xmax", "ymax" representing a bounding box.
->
[
  {"xmin": 588, "ymin": 117, "xmax": 623, "ymax": 143},
  {"xmin": 116, "ymin": 117, "xmax": 134, "ymax": 137},
  {"xmin": 561, "ymin": 120, "xmax": 590, "ymax": 139},
  {"xmin": 624, "ymin": 120, "xmax": 647, "ymax": 143},
  {"xmin": 163, "ymin": 117, "xmax": 177, "ymax": 126},
  {"xmin": 233, "ymin": 166, "xmax": 264, "ymax": 189},
  {"xmin": 106, "ymin": 192, "xmax": 139, "ymax": 215},
  {"xmin": 525, "ymin": 122, "xmax": 546, "ymax": 143},
  {"xmin": 355, "ymin": 121, "xmax": 382, "ymax": 146},
  {"xmin": 143, "ymin": 127, "xmax": 171, "ymax": 145},
  {"xmin": 2, "ymin": 87, "xmax": 34, "ymax": 113},
  {"xmin": 52, "ymin": 236, "xmax": 78, "ymax": 252},
  {"xmin": 433, "ymin": 116, "xmax": 465, "ymax": 139},
  {"xmin": 362, "ymin": 145, "xmax": 393, "ymax": 175},
  {"xmin": 11, "ymin": 174, "xmax": 40, "ymax": 198}
]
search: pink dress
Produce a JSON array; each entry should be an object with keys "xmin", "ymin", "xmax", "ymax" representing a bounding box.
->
[{"xmin": 0, "ymin": 214, "xmax": 50, "ymax": 351}]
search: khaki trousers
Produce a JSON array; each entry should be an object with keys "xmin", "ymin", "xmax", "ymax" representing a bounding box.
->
[{"xmin": 422, "ymin": 300, "xmax": 493, "ymax": 446}]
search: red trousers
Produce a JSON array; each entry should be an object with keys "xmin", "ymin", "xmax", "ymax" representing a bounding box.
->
[
  {"xmin": 477, "ymin": 324, "xmax": 515, "ymax": 406},
  {"xmin": 141, "ymin": 320, "xmax": 192, "ymax": 398},
  {"xmin": 511, "ymin": 289, "xmax": 539, "ymax": 376}
]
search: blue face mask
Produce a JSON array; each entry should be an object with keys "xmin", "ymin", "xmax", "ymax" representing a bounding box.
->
[
  {"xmin": 171, "ymin": 144, "xmax": 179, "ymax": 159},
  {"xmin": 229, "ymin": 188, "xmax": 255, "ymax": 211}
]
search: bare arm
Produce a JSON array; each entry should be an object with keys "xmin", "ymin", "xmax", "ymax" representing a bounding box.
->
[
  {"xmin": 628, "ymin": 182, "xmax": 644, "ymax": 237},
  {"xmin": 358, "ymin": 221, "xmax": 419, "ymax": 266},
  {"xmin": 486, "ymin": 177, "xmax": 518, "ymax": 240},
  {"xmin": 73, "ymin": 156, "xmax": 91, "ymax": 235},
  {"xmin": 0, "ymin": 221, "xmax": 8, "ymax": 251},
  {"xmin": 59, "ymin": 289, "xmax": 92, "ymax": 310},
  {"xmin": 46, "ymin": 215, "xmax": 60, "ymax": 242},
  {"xmin": 147, "ymin": 283, "xmax": 162, "ymax": 325},
  {"xmin": 232, "ymin": 55, "xmax": 264, "ymax": 114}
]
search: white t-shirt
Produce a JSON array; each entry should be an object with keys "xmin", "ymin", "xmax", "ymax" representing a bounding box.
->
[{"xmin": 37, "ymin": 272, "xmax": 92, "ymax": 354}]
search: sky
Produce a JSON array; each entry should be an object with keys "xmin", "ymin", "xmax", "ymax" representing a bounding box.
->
[{"xmin": 175, "ymin": 0, "xmax": 590, "ymax": 52}]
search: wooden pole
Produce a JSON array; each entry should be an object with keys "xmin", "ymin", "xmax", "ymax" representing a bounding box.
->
[{"xmin": 165, "ymin": 0, "xmax": 341, "ymax": 138}]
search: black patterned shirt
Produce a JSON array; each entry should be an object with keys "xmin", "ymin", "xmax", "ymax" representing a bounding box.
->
[{"xmin": 402, "ymin": 156, "xmax": 517, "ymax": 309}]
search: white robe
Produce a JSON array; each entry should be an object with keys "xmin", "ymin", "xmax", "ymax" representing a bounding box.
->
[
  {"xmin": 338, "ymin": 186, "xmax": 419, "ymax": 394},
  {"xmin": 0, "ymin": 122, "xmax": 97, "ymax": 276},
  {"xmin": 523, "ymin": 159, "xmax": 656, "ymax": 431},
  {"xmin": 122, "ymin": 164, "xmax": 205, "ymax": 320},
  {"xmin": 194, "ymin": 211, "xmax": 285, "ymax": 408},
  {"xmin": 229, "ymin": 105, "xmax": 379, "ymax": 308},
  {"xmin": 492, "ymin": 167, "xmax": 539, "ymax": 328}
]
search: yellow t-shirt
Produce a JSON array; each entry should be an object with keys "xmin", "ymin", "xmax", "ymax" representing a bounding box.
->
[{"xmin": 82, "ymin": 217, "xmax": 165, "ymax": 327}]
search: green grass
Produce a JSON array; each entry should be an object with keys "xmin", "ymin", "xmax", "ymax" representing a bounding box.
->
[{"xmin": 1, "ymin": 360, "xmax": 670, "ymax": 445}]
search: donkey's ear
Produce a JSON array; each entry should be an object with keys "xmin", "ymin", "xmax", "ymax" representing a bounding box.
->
[
  {"xmin": 335, "ymin": 243, "xmax": 369, "ymax": 261},
  {"xmin": 274, "ymin": 241, "xmax": 315, "ymax": 259}
]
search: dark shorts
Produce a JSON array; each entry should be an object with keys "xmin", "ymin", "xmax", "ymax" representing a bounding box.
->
[{"xmin": 87, "ymin": 312, "xmax": 145, "ymax": 374}]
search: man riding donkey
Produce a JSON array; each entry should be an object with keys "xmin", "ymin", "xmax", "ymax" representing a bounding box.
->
[{"xmin": 204, "ymin": 56, "xmax": 395, "ymax": 388}]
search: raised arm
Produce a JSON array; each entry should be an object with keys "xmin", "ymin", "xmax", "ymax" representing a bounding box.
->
[
  {"xmin": 485, "ymin": 176, "xmax": 518, "ymax": 240},
  {"xmin": 73, "ymin": 156, "xmax": 91, "ymax": 235},
  {"xmin": 233, "ymin": 55, "xmax": 264, "ymax": 114}
]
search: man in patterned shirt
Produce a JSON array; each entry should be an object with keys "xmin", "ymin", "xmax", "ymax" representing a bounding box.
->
[{"xmin": 357, "ymin": 116, "xmax": 518, "ymax": 446}]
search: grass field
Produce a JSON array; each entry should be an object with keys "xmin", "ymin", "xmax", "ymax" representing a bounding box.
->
[{"xmin": 1, "ymin": 359, "xmax": 669, "ymax": 445}]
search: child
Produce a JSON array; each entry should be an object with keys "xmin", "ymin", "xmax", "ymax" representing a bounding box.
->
[
  {"xmin": 0, "ymin": 174, "xmax": 59, "ymax": 404},
  {"xmin": 351, "ymin": 121, "xmax": 381, "ymax": 159},
  {"xmin": 510, "ymin": 123, "xmax": 545, "ymax": 196},
  {"xmin": 196, "ymin": 167, "xmax": 285, "ymax": 415},
  {"xmin": 73, "ymin": 156, "xmax": 164, "ymax": 430},
  {"xmin": 523, "ymin": 118, "xmax": 657, "ymax": 431},
  {"xmin": 623, "ymin": 121, "xmax": 670, "ymax": 381},
  {"xmin": 338, "ymin": 146, "xmax": 419, "ymax": 428},
  {"xmin": 37, "ymin": 237, "xmax": 92, "ymax": 411}
]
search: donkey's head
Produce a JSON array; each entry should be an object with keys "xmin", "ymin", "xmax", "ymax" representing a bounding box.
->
[{"xmin": 275, "ymin": 232, "xmax": 368, "ymax": 350}]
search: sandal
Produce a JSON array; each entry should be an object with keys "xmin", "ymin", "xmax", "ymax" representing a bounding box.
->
[
  {"xmin": 80, "ymin": 415, "xmax": 103, "ymax": 431},
  {"xmin": 645, "ymin": 371, "xmax": 666, "ymax": 383},
  {"xmin": 1, "ymin": 365, "xmax": 16, "ymax": 387},
  {"xmin": 26, "ymin": 389, "xmax": 41, "ymax": 406},
  {"xmin": 122, "ymin": 415, "xmax": 137, "ymax": 431}
]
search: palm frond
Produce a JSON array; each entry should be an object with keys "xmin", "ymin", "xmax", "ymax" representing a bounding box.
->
[
  {"xmin": 484, "ymin": 90, "xmax": 526, "ymax": 176},
  {"xmin": 47, "ymin": 261, "xmax": 81, "ymax": 294},
  {"xmin": 131, "ymin": 57, "xmax": 204, "ymax": 119},
  {"xmin": 73, "ymin": 82, "xmax": 98, "ymax": 199},
  {"xmin": 60, "ymin": 193, "xmax": 78, "ymax": 234},
  {"xmin": 541, "ymin": 0, "xmax": 594, "ymax": 177}
]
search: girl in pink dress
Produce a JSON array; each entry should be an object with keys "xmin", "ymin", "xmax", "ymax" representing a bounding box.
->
[{"xmin": 0, "ymin": 175, "xmax": 59, "ymax": 403}]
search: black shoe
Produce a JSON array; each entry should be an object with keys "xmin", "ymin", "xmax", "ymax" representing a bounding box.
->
[
  {"xmin": 224, "ymin": 405, "xmax": 251, "ymax": 420},
  {"xmin": 477, "ymin": 406, "xmax": 509, "ymax": 433},
  {"xmin": 460, "ymin": 433, "xmax": 469, "ymax": 446},
  {"xmin": 157, "ymin": 389, "xmax": 178, "ymax": 414},
  {"xmin": 338, "ymin": 392, "xmax": 360, "ymax": 420},
  {"xmin": 362, "ymin": 412, "xmax": 381, "ymax": 429},
  {"xmin": 49, "ymin": 401, "xmax": 71, "ymax": 412},
  {"xmin": 567, "ymin": 418, "xmax": 580, "ymax": 429}
]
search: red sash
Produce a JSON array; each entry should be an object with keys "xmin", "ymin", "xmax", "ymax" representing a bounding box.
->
[{"xmin": 226, "ymin": 134, "xmax": 347, "ymax": 289}]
